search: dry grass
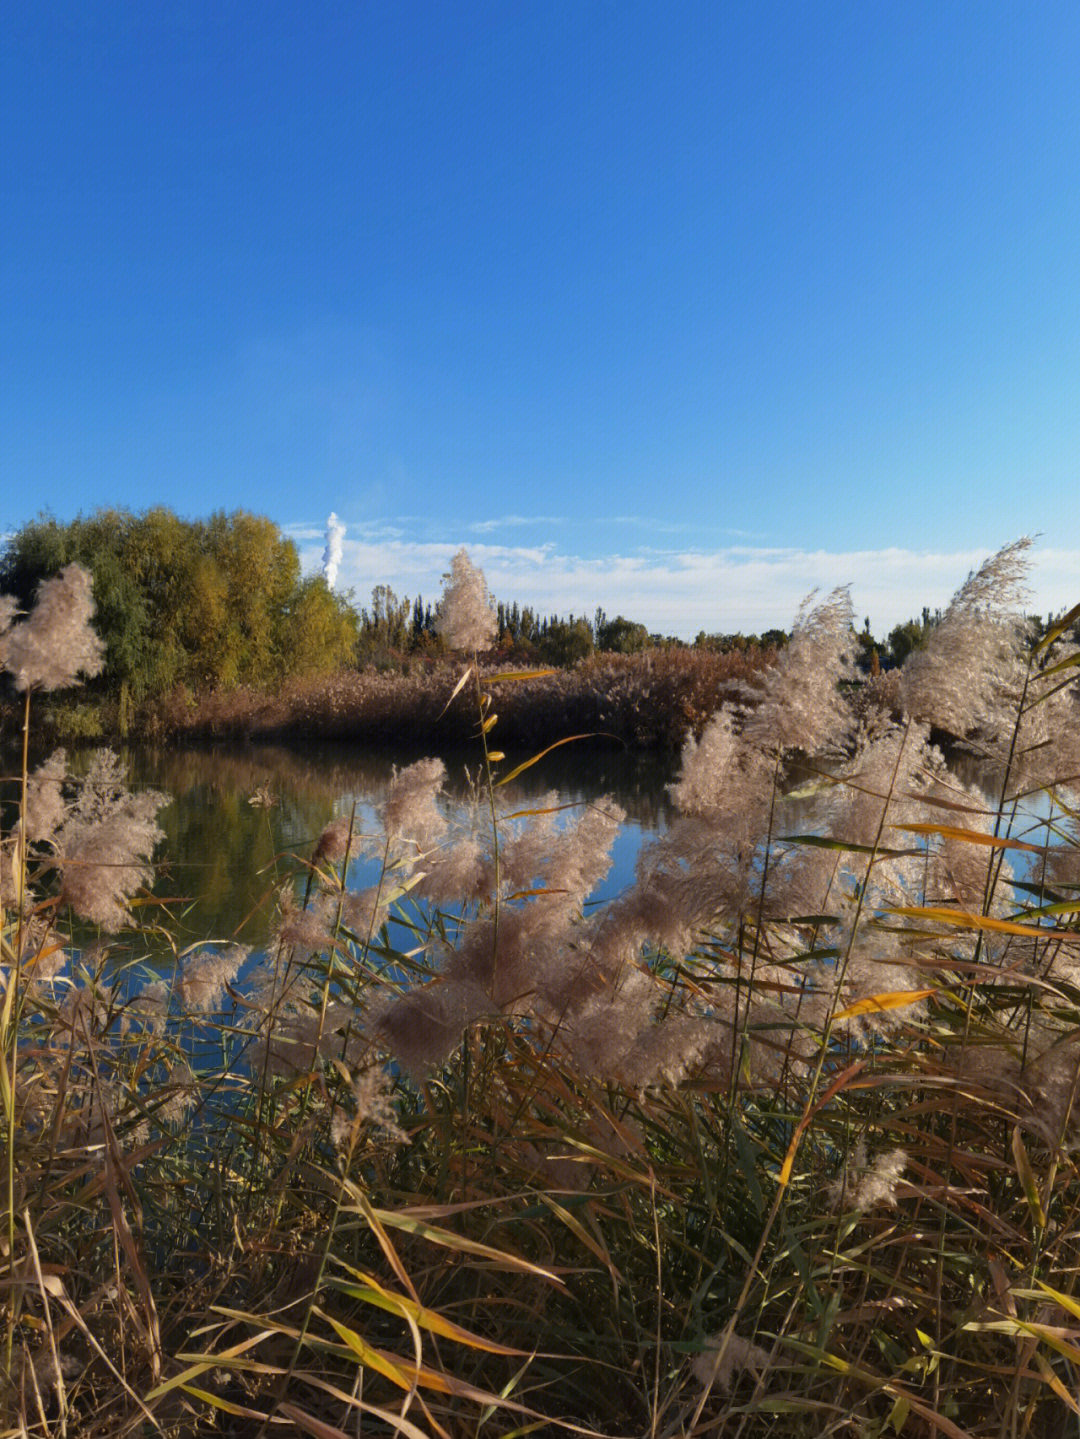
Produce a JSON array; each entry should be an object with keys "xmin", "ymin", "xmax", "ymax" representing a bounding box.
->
[
  {"xmin": 8, "ymin": 544, "xmax": 1080, "ymax": 1437},
  {"xmin": 130, "ymin": 643, "xmax": 779, "ymax": 751}
]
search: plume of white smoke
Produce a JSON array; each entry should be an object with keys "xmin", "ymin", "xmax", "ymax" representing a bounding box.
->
[{"xmin": 322, "ymin": 513, "xmax": 346, "ymax": 589}]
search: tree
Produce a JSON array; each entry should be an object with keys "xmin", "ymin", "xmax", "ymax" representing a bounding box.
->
[
  {"xmin": 538, "ymin": 617, "xmax": 594, "ymax": 666},
  {"xmin": 0, "ymin": 507, "xmax": 358, "ymax": 700},
  {"xmin": 596, "ymin": 615, "xmax": 650, "ymax": 654}
]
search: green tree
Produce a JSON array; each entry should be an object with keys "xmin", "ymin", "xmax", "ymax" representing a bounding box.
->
[
  {"xmin": 0, "ymin": 507, "xmax": 358, "ymax": 700},
  {"xmin": 538, "ymin": 617, "xmax": 595, "ymax": 666},
  {"xmin": 596, "ymin": 615, "xmax": 650, "ymax": 654}
]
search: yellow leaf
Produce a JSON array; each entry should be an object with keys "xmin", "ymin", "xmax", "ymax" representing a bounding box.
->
[
  {"xmin": 1034, "ymin": 1351, "xmax": 1080, "ymax": 1414},
  {"xmin": 482, "ymin": 669, "xmax": 557, "ymax": 684},
  {"xmin": 323, "ymin": 1315, "xmax": 447, "ymax": 1392},
  {"xmin": 891, "ymin": 823, "xmax": 1042, "ymax": 854},
  {"xmin": 833, "ymin": 988, "xmax": 936, "ymax": 1021},
  {"xmin": 1033, "ymin": 602, "xmax": 1080, "ymax": 656},
  {"xmin": 1031, "ymin": 1279, "xmax": 1080, "ymax": 1322},
  {"xmin": 889, "ymin": 906, "xmax": 1080, "ymax": 943},
  {"xmin": 329, "ymin": 1268, "xmax": 527, "ymax": 1354},
  {"xmin": 178, "ymin": 1384, "xmax": 268, "ymax": 1420},
  {"xmin": 1012, "ymin": 1125, "xmax": 1047, "ymax": 1228},
  {"xmin": 495, "ymin": 735, "xmax": 598, "ymax": 787},
  {"xmin": 360, "ymin": 1209, "xmax": 565, "ymax": 1284}
]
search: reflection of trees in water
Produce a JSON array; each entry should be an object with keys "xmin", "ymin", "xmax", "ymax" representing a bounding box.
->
[
  {"xmin": 124, "ymin": 741, "xmax": 678, "ymax": 946},
  {"xmin": 133, "ymin": 740, "xmax": 677, "ymax": 826}
]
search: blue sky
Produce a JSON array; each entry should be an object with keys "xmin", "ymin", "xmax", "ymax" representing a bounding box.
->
[{"xmin": 4, "ymin": 2, "xmax": 1080, "ymax": 635}]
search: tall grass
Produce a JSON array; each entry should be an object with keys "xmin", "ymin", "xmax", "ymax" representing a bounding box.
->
[
  {"xmin": 121, "ymin": 643, "xmax": 777, "ymax": 751},
  {"xmin": 4, "ymin": 542, "xmax": 1080, "ymax": 1437}
]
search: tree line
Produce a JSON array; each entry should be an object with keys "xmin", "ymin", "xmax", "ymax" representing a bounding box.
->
[{"xmin": 5, "ymin": 508, "xmax": 1053, "ymax": 705}]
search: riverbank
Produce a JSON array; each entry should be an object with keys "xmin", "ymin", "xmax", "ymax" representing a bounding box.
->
[{"xmin": 5, "ymin": 644, "xmax": 781, "ymax": 752}]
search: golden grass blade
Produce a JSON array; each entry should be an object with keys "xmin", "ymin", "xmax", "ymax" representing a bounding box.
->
[
  {"xmin": 321, "ymin": 1314, "xmax": 442, "ymax": 1392},
  {"xmin": 776, "ymin": 833, "xmax": 915, "ymax": 856},
  {"xmin": 1033, "ymin": 1351, "xmax": 1080, "ymax": 1416},
  {"xmin": 344, "ymin": 1185, "xmax": 422, "ymax": 1303},
  {"xmin": 329, "ymin": 1265, "xmax": 528, "ymax": 1354},
  {"xmin": 538, "ymin": 1194, "xmax": 622, "ymax": 1294},
  {"xmin": 277, "ymin": 1404, "xmax": 354, "ymax": 1439},
  {"xmin": 282, "ymin": 1395, "xmax": 432, "ymax": 1439},
  {"xmin": 888, "ymin": 905, "xmax": 1080, "ymax": 942},
  {"xmin": 778, "ymin": 1060, "xmax": 866, "ymax": 1188},
  {"xmin": 495, "ymin": 735, "xmax": 599, "ymax": 788},
  {"xmin": 1032, "ymin": 602, "xmax": 1080, "ymax": 655},
  {"xmin": 482, "ymin": 669, "xmax": 558, "ymax": 683},
  {"xmin": 359, "ymin": 1207, "xmax": 566, "ymax": 1283},
  {"xmin": 891, "ymin": 822, "xmax": 1043, "ymax": 853},
  {"xmin": 1011, "ymin": 1125, "xmax": 1047, "ymax": 1229},
  {"xmin": 1020, "ymin": 1279, "xmax": 1080, "ymax": 1322},
  {"xmin": 177, "ymin": 1384, "xmax": 269, "ymax": 1420},
  {"xmin": 437, "ymin": 663, "xmax": 475, "ymax": 718},
  {"xmin": 145, "ymin": 1330, "xmax": 280, "ymax": 1401},
  {"xmin": 832, "ymin": 988, "xmax": 937, "ymax": 1021},
  {"xmin": 23, "ymin": 1210, "xmax": 66, "ymax": 1438},
  {"xmin": 321, "ymin": 1311, "xmax": 541, "ymax": 1410},
  {"xmin": 967, "ymin": 1319, "xmax": 1080, "ymax": 1367}
]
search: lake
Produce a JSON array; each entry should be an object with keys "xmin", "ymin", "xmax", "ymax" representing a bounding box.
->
[
  {"xmin": 117, "ymin": 739, "xmax": 680, "ymax": 948},
  {"xmin": 51, "ymin": 736, "xmax": 1049, "ymax": 973}
]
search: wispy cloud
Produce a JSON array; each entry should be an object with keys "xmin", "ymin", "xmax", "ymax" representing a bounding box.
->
[
  {"xmin": 469, "ymin": 515, "xmax": 566, "ymax": 534},
  {"xmin": 293, "ymin": 526, "xmax": 1080, "ymax": 639}
]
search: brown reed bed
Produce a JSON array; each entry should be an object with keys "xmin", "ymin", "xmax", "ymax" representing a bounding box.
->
[{"xmin": 127, "ymin": 643, "xmax": 780, "ymax": 751}]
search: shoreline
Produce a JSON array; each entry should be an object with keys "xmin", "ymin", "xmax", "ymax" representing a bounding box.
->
[{"xmin": 3, "ymin": 645, "xmax": 782, "ymax": 753}]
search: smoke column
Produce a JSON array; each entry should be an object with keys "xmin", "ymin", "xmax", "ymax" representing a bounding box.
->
[{"xmin": 322, "ymin": 513, "xmax": 345, "ymax": 589}]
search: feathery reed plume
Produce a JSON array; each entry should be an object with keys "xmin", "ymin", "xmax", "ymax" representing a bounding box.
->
[
  {"xmin": 274, "ymin": 890, "xmax": 338, "ymax": 952},
  {"xmin": 380, "ymin": 756, "xmax": 448, "ymax": 849},
  {"xmin": 0, "ymin": 563, "xmax": 105, "ymax": 691},
  {"xmin": 900, "ymin": 538, "xmax": 1032, "ymax": 738},
  {"xmin": 314, "ymin": 813, "xmax": 356, "ymax": 863},
  {"xmin": 373, "ymin": 978, "xmax": 495, "ymax": 1079},
  {"xmin": 22, "ymin": 750, "xmax": 67, "ymax": 844},
  {"xmin": 693, "ymin": 1332, "xmax": 772, "ymax": 1391},
  {"xmin": 435, "ymin": 548, "xmax": 497, "ymax": 652},
  {"xmin": 826, "ymin": 1142, "xmax": 909, "ymax": 1211},
  {"xmin": 54, "ymin": 751, "xmax": 168, "ymax": 931},
  {"xmin": 330, "ymin": 1066, "xmax": 406, "ymax": 1149},
  {"xmin": 178, "ymin": 944, "xmax": 249, "ymax": 1012},
  {"xmin": 740, "ymin": 586, "xmax": 857, "ymax": 755}
]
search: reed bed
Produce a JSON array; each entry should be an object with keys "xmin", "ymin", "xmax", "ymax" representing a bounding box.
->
[
  {"xmin": 120, "ymin": 643, "xmax": 778, "ymax": 752},
  {"xmin": 4, "ymin": 541, "xmax": 1080, "ymax": 1437}
]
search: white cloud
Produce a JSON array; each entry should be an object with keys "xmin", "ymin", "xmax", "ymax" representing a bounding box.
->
[
  {"xmin": 469, "ymin": 515, "xmax": 565, "ymax": 533},
  {"xmin": 294, "ymin": 526, "xmax": 1080, "ymax": 639}
]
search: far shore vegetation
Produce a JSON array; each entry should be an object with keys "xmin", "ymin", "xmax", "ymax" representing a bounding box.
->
[{"xmin": 3, "ymin": 508, "xmax": 1059, "ymax": 756}]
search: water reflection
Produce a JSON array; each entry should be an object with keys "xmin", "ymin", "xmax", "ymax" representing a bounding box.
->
[
  {"xmin": 125, "ymin": 740, "xmax": 678, "ymax": 946},
  {"xmin": 82, "ymin": 737, "xmax": 1054, "ymax": 956}
]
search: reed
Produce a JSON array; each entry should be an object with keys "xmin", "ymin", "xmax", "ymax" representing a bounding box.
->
[{"xmin": 4, "ymin": 541, "xmax": 1080, "ymax": 1437}]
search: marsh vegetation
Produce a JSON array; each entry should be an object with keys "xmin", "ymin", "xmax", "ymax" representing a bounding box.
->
[{"xmin": 4, "ymin": 541, "xmax": 1080, "ymax": 1436}]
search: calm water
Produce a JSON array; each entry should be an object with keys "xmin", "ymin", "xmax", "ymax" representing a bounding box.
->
[
  {"xmin": 118, "ymin": 740, "xmax": 680, "ymax": 948},
  {"xmin": 43, "ymin": 739, "xmax": 1047, "ymax": 961}
]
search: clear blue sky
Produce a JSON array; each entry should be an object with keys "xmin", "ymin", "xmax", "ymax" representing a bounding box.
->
[{"xmin": 4, "ymin": 2, "xmax": 1080, "ymax": 634}]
